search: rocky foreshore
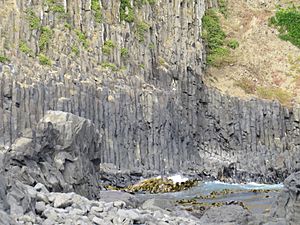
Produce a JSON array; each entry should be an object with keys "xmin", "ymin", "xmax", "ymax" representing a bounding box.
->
[
  {"xmin": 1, "ymin": 171, "xmax": 300, "ymax": 225},
  {"xmin": 0, "ymin": 111, "xmax": 299, "ymax": 225},
  {"xmin": 0, "ymin": 181, "xmax": 201, "ymax": 225}
]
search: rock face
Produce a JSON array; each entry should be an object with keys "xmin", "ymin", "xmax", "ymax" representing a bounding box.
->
[
  {"xmin": 3, "ymin": 111, "xmax": 101, "ymax": 199},
  {"xmin": 0, "ymin": 0, "xmax": 299, "ymax": 182},
  {"xmin": 272, "ymin": 171, "xmax": 300, "ymax": 225},
  {"xmin": 0, "ymin": 0, "xmax": 297, "ymax": 183}
]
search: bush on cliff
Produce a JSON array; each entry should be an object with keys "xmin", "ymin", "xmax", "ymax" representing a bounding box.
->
[
  {"xmin": 270, "ymin": 5, "xmax": 300, "ymax": 48},
  {"xmin": 202, "ymin": 10, "xmax": 232, "ymax": 67}
]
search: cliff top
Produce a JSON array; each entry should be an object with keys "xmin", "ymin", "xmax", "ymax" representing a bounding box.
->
[{"xmin": 204, "ymin": 0, "xmax": 300, "ymax": 107}]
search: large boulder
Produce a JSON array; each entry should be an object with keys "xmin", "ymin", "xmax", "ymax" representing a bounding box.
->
[
  {"xmin": 3, "ymin": 111, "xmax": 101, "ymax": 199},
  {"xmin": 198, "ymin": 205, "xmax": 253, "ymax": 225},
  {"xmin": 271, "ymin": 171, "xmax": 300, "ymax": 225}
]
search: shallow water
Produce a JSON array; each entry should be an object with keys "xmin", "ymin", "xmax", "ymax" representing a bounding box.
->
[
  {"xmin": 138, "ymin": 180, "xmax": 283, "ymax": 214},
  {"xmin": 151, "ymin": 181, "xmax": 283, "ymax": 198}
]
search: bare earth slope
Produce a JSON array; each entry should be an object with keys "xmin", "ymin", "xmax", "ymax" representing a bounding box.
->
[{"xmin": 204, "ymin": 0, "xmax": 300, "ymax": 106}]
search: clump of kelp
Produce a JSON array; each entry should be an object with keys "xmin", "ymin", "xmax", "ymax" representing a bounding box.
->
[{"xmin": 106, "ymin": 177, "xmax": 198, "ymax": 194}]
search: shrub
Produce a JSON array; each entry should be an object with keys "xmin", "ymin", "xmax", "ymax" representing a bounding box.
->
[
  {"xmin": 39, "ymin": 26, "xmax": 53, "ymax": 52},
  {"xmin": 207, "ymin": 47, "xmax": 231, "ymax": 67},
  {"xmin": 269, "ymin": 6, "xmax": 300, "ymax": 48},
  {"xmin": 0, "ymin": 55, "xmax": 10, "ymax": 63},
  {"xmin": 202, "ymin": 10, "xmax": 226, "ymax": 50},
  {"xmin": 120, "ymin": 0, "xmax": 135, "ymax": 22},
  {"xmin": 26, "ymin": 9, "xmax": 40, "ymax": 30},
  {"xmin": 19, "ymin": 41, "xmax": 34, "ymax": 56},
  {"xmin": 202, "ymin": 9, "xmax": 236, "ymax": 67},
  {"xmin": 38, "ymin": 54, "xmax": 52, "ymax": 66},
  {"xmin": 75, "ymin": 30, "xmax": 89, "ymax": 48},
  {"xmin": 102, "ymin": 40, "xmax": 116, "ymax": 55},
  {"xmin": 46, "ymin": 0, "xmax": 65, "ymax": 13},
  {"xmin": 227, "ymin": 39, "xmax": 239, "ymax": 49},
  {"xmin": 121, "ymin": 47, "xmax": 129, "ymax": 57},
  {"xmin": 218, "ymin": 0, "xmax": 228, "ymax": 17},
  {"xmin": 91, "ymin": 0, "xmax": 102, "ymax": 23},
  {"xmin": 135, "ymin": 21, "xmax": 150, "ymax": 42},
  {"xmin": 101, "ymin": 62, "xmax": 118, "ymax": 71}
]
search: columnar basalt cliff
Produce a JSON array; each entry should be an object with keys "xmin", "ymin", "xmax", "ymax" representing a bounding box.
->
[{"xmin": 0, "ymin": 0, "xmax": 299, "ymax": 183}]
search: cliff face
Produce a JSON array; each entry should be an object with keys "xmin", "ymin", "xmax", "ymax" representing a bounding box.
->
[{"xmin": 0, "ymin": 0, "xmax": 299, "ymax": 180}]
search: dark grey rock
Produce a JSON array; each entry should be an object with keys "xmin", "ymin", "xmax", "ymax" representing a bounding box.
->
[
  {"xmin": 199, "ymin": 205, "xmax": 253, "ymax": 225},
  {"xmin": 0, "ymin": 210, "xmax": 17, "ymax": 225},
  {"xmin": 99, "ymin": 190, "xmax": 139, "ymax": 208},
  {"xmin": 272, "ymin": 172, "xmax": 300, "ymax": 225},
  {"xmin": 142, "ymin": 198, "xmax": 175, "ymax": 211}
]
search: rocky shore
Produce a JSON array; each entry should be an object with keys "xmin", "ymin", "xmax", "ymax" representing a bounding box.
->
[
  {"xmin": 1, "ymin": 170, "xmax": 300, "ymax": 225},
  {"xmin": 0, "ymin": 110, "xmax": 299, "ymax": 225}
]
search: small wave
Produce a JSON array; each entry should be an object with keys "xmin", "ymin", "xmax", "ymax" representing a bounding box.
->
[{"xmin": 203, "ymin": 181, "xmax": 284, "ymax": 190}]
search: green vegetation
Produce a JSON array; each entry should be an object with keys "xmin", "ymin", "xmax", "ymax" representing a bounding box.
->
[
  {"xmin": 135, "ymin": 0, "xmax": 156, "ymax": 7},
  {"xmin": 202, "ymin": 9, "xmax": 233, "ymax": 67},
  {"xmin": 50, "ymin": 4, "xmax": 65, "ymax": 13},
  {"xmin": 91, "ymin": 0, "xmax": 102, "ymax": 23},
  {"xmin": 158, "ymin": 57, "xmax": 166, "ymax": 66},
  {"xmin": 147, "ymin": 0, "xmax": 156, "ymax": 5},
  {"xmin": 257, "ymin": 86, "xmax": 292, "ymax": 106},
  {"xmin": 19, "ymin": 41, "xmax": 34, "ymax": 56},
  {"xmin": 135, "ymin": 21, "xmax": 150, "ymax": 42},
  {"xmin": 121, "ymin": 47, "xmax": 129, "ymax": 57},
  {"xmin": 101, "ymin": 62, "xmax": 118, "ymax": 71},
  {"xmin": 124, "ymin": 178, "xmax": 197, "ymax": 194},
  {"xmin": 26, "ymin": 9, "xmax": 41, "ymax": 30},
  {"xmin": 120, "ymin": 0, "xmax": 135, "ymax": 22},
  {"xmin": 148, "ymin": 42, "xmax": 155, "ymax": 49},
  {"xmin": 102, "ymin": 40, "xmax": 116, "ymax": 55},
  {"xmin": 218, "ymin": 0, "xmax": 228, "ymax": 17},
  {"xmin": 71, "ymin": 45, "xmax": 80, "ymax": 55},
  {"xmin": 269, "ymin": 5, "xmax": 300, "ymax": 48},
  {"xmin": 75, "ymin": 30, "xmax": 89, "ymax": 48},
  {"xmin": 234, "ymin": 78, "xmax": 256, "ymax": 94},
  {"xmin": 39, "ymin": 26, "xmax": 53, "ymax": 52},
  {"xmin": 227, "ymin": 39, "xmax": 239, "ymax": 49},
  {"xmin": 64, "ymin": 22, "xmax": 72, "ymax": 30},
  {"xmin": 0, "ymin": 55, "xmax": 10, "ymax": 63},
  {"xmin": 46, "ymin": 0, "xmax": 65, "ymax": 13},
  {"xmin": 38, "ymin": 54, "xmax": 52, "ymax": 66}
]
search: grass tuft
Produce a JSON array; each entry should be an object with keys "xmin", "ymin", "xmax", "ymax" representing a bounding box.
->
[
  {"xmin": 19, "ymin": 41, "xmax": 34, "ymax": 56},
  {"xmin": 234, "ymin": 78, "xmax": 256, "ymax": 94},
  {"xmin": 0, "ymin": 55, "xmax": 10, "ymax": 63},
  {"xmin": 38, "ymin": 54, "xmax": 52, "ymax": 66},
  {"xmin": 257, "ymin": 86, "xmax": 292, "ymax": 106}
]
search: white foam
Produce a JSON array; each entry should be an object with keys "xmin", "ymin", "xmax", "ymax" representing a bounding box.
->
[
  {"xmin": 167, "ymin": 174, "xmax": 189, "ymax": 183},
  {"xmin": 203, "ymin": 181, "xmax": 284, "ymax": 190}
]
